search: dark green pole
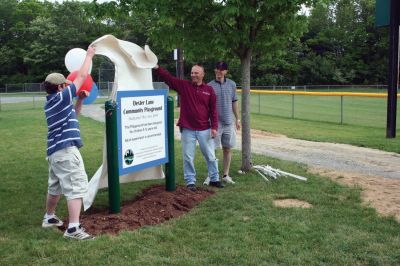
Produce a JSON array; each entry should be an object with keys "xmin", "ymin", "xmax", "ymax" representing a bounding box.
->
[
  {"xmin": 105, "ymin": 100, "xmax": 120, "ymax": 213},
  {"xmin": 386, "ymin": 0, "xmax": 399, "ymax": 138},
  {"xmin": 165, "ymin": 96, "xmax": 176, "ymax": 191}
]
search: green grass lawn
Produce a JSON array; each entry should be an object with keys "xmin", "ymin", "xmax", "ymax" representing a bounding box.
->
[
  {"xmin": 246, "ymin": 93, "xmax": 399, "ymax": 128},
  {"xmin": 1, "ymin": 108, "xmax": 400, "ymax": 265}
]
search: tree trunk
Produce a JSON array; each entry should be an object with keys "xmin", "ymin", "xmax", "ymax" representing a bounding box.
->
[{"xmin": 240, "ymin": 49, "xmax": 252, "ymax": 172}]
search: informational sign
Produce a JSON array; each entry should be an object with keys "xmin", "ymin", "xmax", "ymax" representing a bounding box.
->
[{"xmin": 116, "ymin": 90, "xmax": 169, "ymax": 175}]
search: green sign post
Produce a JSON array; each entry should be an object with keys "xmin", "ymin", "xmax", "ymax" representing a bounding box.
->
[
  {"xmin": 105, "ymin": 100, "xmax": 121, "ymax": 213},
  {"xmin": 166, "ymin": 96, "xmax": 176, "ymax": 191}
]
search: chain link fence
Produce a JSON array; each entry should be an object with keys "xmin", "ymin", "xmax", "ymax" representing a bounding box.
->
[
  {"xmin": 239, "ymin": 84, "xmax": 389, "ymax": 92},
  {"xmin": 1, "ymin": 82, "xmax": 390, "ymax": 94},
  {"xmin": 0, "ymin": 82, "xmax": 169, "ymax": 111}
]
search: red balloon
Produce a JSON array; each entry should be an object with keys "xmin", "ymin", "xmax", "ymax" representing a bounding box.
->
[{"xmin": 66, "ymin": 71, "xmax": 93, "ymax": 96}]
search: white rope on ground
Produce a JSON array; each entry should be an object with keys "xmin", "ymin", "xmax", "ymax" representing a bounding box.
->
[
  {"xmin": 254, "ymin": 169, "xmax": 269, "ymax": 182},
  {"xmin": 253, "ymin": 165, "xmax": 307, "ymax": 182}
]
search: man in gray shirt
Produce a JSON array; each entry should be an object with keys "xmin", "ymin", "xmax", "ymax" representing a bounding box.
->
[{"xmin": 204, "ymin": 61, "xmax": 240, "ymax": 185}]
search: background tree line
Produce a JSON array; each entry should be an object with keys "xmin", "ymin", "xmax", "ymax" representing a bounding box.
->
[{"xmin": 0, "ymin": 0, "xmax": 388, "ymax": 88}]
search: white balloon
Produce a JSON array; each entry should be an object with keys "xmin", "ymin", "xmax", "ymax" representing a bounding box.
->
[{"xmin": 65, "ymin": 48, "xmax": 92, "ymax": 73}]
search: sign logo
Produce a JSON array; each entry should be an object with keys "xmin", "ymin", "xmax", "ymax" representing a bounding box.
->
[{"xmin": 124, "ymin": 149, "xmax": 134, "ymax": 165}]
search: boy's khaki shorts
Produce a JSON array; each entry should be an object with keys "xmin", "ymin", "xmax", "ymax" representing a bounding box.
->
[{"xmin": 47, "ymin": 146, "xmax": 88, "ymax": 200}]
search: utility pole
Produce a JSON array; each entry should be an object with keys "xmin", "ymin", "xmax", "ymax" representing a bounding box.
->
[
  {"xmin": 176, "ymin": 48, "xmax": 184, "ymax": 79},
  {"xmin": 386, "ymin": 0, "xmax": 399, "ymax": 138},
  {"xmin": 174, "ymin": 48, "xmax": 184, "ymax": 107}
]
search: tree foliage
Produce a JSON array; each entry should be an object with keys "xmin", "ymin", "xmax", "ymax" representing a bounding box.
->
[
  {"xmin": 0, "ymin": 0, "xmax": 389, "ymax": 87},
  {"xmin": 130, "ymin": 0, "xmax": 313, "ymax": 171},
  {"xmin": 258, "ymin": 0, "xmax": 389, "ymax": 86},
  {"xmin": 0, "ymin": 0, "xmax": 148, "ymax": 86}
]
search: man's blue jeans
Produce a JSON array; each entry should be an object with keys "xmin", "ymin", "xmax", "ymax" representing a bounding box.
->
[{"xmin": 181, "ymin": 128, "xmax": 219, "ymax": 185}]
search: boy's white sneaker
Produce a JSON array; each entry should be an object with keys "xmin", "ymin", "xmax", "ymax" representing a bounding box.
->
[
  {"xmin": 222, "ymin": 175, "xmax": 235, "ymax": 184},
  {"xmin": 203, "ymin": 176, "xmax": 210, "ymax": 186},
  {"xmin": 64, "ymin": 225, "xmax": 95, "ymax": 240},
  {"xmin": 42, "ymin": 215, "xmax": 63, "ymax": 228}
]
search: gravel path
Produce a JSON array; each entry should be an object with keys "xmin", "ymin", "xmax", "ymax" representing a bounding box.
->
[
  {"xmin": 81, "ymin": 104, "xmax": 400, "ymax": 221},
  {"xmin": 247, "ymin": 130, "xmax": 400, "ymax": 180}
]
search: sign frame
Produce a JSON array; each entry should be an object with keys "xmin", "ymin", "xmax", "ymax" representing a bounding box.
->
[{"xmin": 116, "ymin": 89, "xmax": 169, "ymax": 175}]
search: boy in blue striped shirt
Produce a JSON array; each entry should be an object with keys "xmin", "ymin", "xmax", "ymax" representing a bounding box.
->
[{"xmin": 42, "ymin": 46, "xmax": 95, "ymax": 240}]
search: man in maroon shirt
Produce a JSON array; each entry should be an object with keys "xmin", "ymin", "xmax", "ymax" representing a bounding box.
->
[{"xmin": 154, "ymin": 64, "xmax": 224, "ymax": 191}]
